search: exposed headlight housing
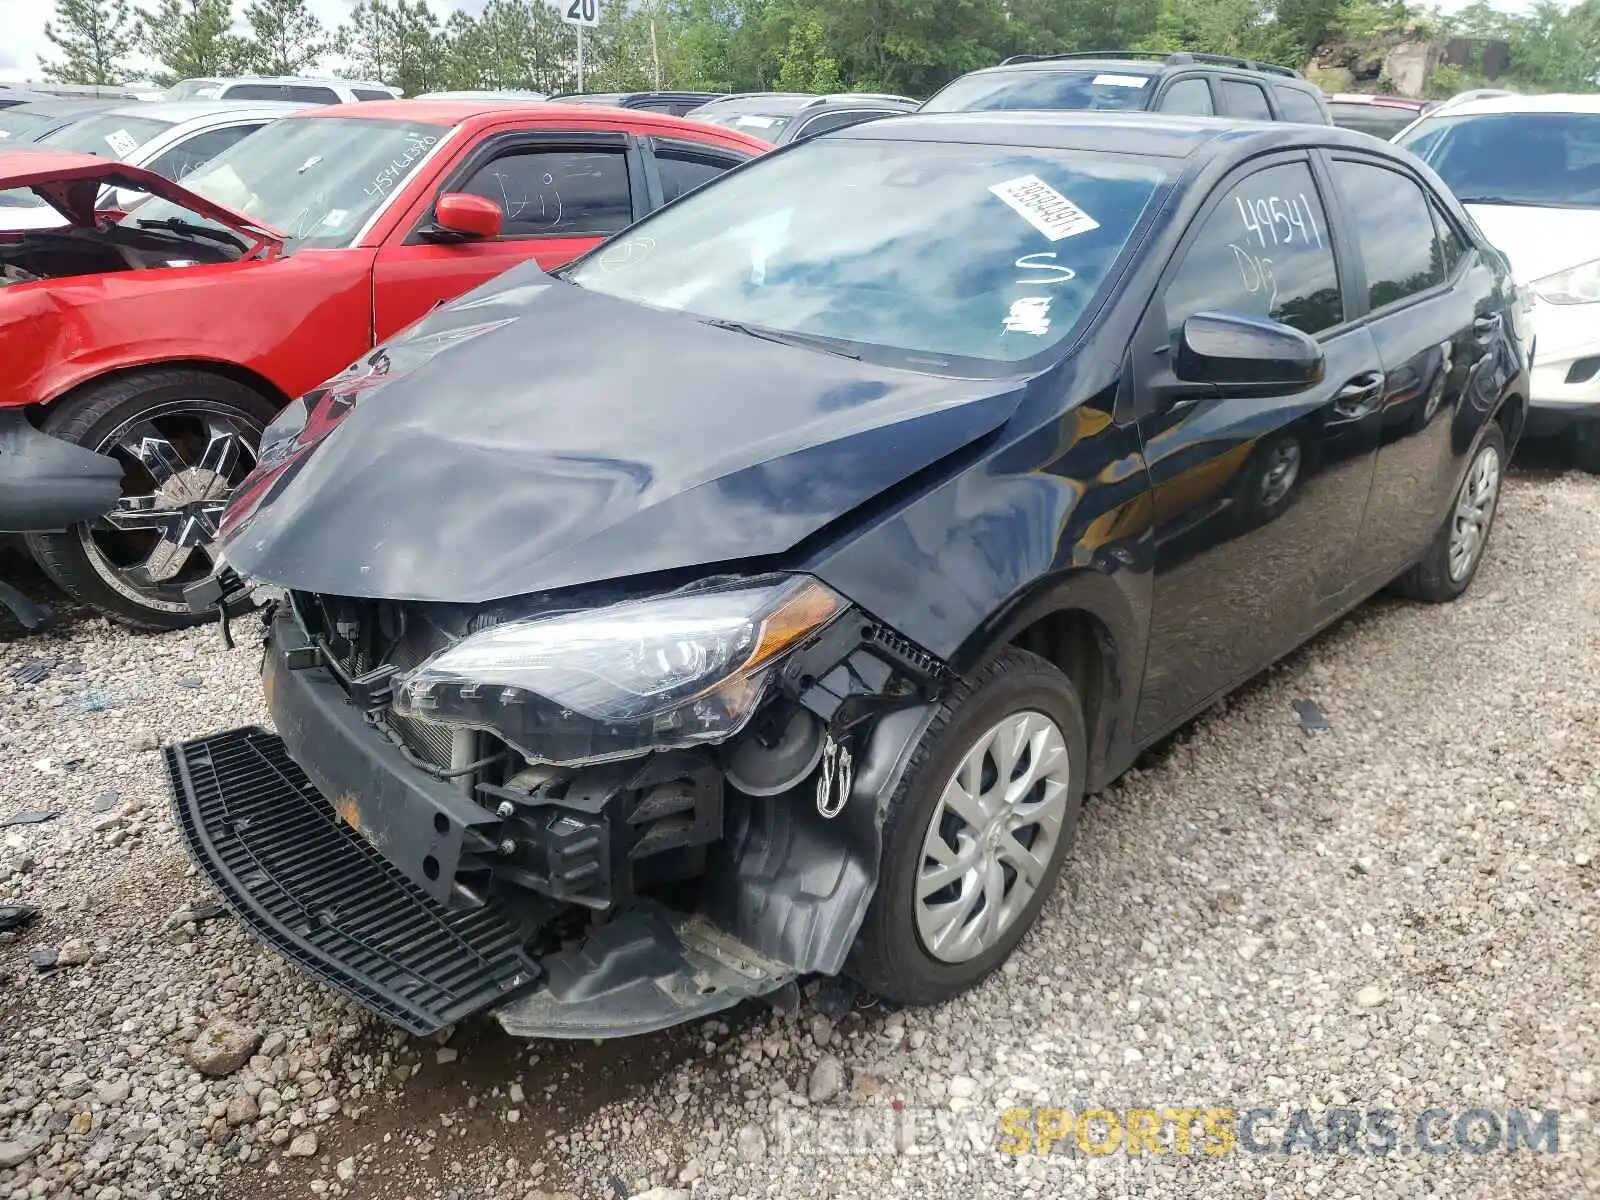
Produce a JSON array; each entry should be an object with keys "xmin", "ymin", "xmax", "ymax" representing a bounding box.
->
[
  {"xmin": 392, "ymin": 574, "xmax": 847, "ymax": 766},
  {"xmin": 1531, "ymin": 258, "xmax": 1600, "ymax": 305}
]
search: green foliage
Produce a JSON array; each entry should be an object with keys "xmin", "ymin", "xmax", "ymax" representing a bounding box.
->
[
  {"xmin": 57, "ymin": 0, "xmax": 1590, "ymax": 101},
  {"xmin": 137, "ymin": 0, "xmax": 245, "ymax": 86},
  {"xmin": 240, "ymin": 0, "xmax": 330, "ymax": 75},
  {"xmin": 41, "ymin": 0, "xmax": 137, "ymax": 84}
]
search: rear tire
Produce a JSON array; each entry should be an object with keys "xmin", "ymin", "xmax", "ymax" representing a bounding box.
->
[
  {"xmin": 1393, "ymin": 423, "xmax": 1506, "ymax": 604},
  {"xmin": 847, "ymin": 647, "xmax": 1087, "ymax": 1007},
  {"xmin": 25, "ymin": 370, "xmax": 277, "ymax": 630}
]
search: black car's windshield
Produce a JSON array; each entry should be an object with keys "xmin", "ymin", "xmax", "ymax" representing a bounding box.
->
[
  {"xmin": 922, "ymin": 68, "xmax": 1154, "ymax": 113},
  {"xmin": 565, "ymin": 137, "xmax": 1169, "ymax": 375},
  {"xmin": 39, "ymin": 112, "xmax": 174, "ymax": 158},
  {"xmin": 0, "ymin": 108, "xmax": 60, "ymax": 143},
  {"xmin": 1396, "ymin": 111, "xmax": 1600, "ymax": 207},
  {"xmin": 118, "ymin": 115, "xmax": 451, "ymax": 249}
]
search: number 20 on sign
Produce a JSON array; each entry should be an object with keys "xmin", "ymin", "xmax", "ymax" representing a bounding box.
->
[{"xmin": 561, "ymin": 0, "xmax": 599, "ymax": 27}]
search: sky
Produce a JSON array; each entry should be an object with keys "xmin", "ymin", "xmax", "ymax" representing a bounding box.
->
[{"xmin": 0, "ymin": 0, "xmax": 1541, "ymax": 85}]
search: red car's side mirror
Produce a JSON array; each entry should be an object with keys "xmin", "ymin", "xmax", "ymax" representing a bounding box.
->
[{"xmin": 432, "ymin": 193, "xmax": 503, "ymax": 241}]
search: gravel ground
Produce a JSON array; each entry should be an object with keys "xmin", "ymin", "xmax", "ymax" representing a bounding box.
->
[{"xmin": 0, "ymin": 460, "xmax": 1596, "ymax": 1200}]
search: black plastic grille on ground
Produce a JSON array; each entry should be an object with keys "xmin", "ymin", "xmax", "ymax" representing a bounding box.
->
[{"xmin": 165, "ymin": 727, "xmax": 537, "ymax": 1035}]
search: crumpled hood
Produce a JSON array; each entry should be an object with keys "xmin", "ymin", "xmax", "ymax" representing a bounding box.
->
[
  {"xmin": 219, "ymin": 262, "xmax": 1023, "ymax": 603},
  {"xmin": 1466, "ymin": 203, "xmax": 1600, "ymax": 284},
  {"xmin": 0, "ymin": 149, "xmax": 283, "ymax": 245}
]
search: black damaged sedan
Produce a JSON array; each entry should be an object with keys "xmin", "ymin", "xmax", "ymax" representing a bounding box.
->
[{"xmin": 168, "ymin": 111, "xmax": 1529, "ymax": 1038}]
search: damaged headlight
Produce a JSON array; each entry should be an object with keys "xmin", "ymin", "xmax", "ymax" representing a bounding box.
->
[{"xmin": 391, "ymin": 575, "xmax": 847, "ymax": 765}]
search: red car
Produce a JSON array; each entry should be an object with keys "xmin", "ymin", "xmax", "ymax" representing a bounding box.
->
[{"xmin": 0, "ymin": 101, "xmax": 769, "ymax": 628}]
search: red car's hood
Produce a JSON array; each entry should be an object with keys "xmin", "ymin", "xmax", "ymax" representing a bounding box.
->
[{"xmin": 1, "ymin": 150, "xmax": 285, "ymax": 248}]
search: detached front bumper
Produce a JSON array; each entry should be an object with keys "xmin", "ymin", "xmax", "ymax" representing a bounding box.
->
[
  {"xmin": 163, "ymin": 606, "xmax": 802, "ymax": 1038},
  {"xmin": 0, "ymin": 408, "xmax": 123, "ymax": 532}
]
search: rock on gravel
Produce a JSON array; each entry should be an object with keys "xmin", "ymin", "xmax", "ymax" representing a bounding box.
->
[
  {"xmin": 286, "ymin": 1131, "xmax": 319, "ymax": 1157},
  {"xmin": 187, "ymin": 1018, "xmax": 263, "ymax": 1076},
  {"xmin": 807, "ymin": 1053, "xmax": 846, "ymax": 1102}
]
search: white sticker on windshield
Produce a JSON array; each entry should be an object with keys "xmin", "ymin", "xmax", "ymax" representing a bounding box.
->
[
  {"xmin": 737, "ymin": 115, "xmax": 778, "ymax": 129},
  {"xmin": 1093, "ymin": 73, "xmax": 1149, "ymax": 88},
  {"xmin": 321, "ymin": 208, "xmax": 349, "ymax": 229},
  {"xmin": 988, "ymin": 175, "xmax": 1100, "ymax": 242},
  {"xmin": 104, "ymin": 129, "xmax": 139, "ymax": 158},
  {"xmin": 1003, "ymin": 296, "xmax": 1052, "ymax": 337},
  {"xmin": 0, "ymin": 132, "xmax": 10, "ymax": 140}
]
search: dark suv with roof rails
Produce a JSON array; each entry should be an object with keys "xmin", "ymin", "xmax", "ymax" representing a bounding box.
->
[
  {"xmin": 550, "ymin": 90, "xmax": 725, "ymax": 117},
  {"xmin": 922, "ymin": 50, "xmax": 1332, "ymax": 125}
]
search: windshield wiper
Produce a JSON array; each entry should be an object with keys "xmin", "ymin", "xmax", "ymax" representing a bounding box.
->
[
  {"xmin": 698, "ymin": 316, "xmax": 861, "ymax": 360},
  {"xmin": 135, "ymin": 217, "xmax": 248, "ymax": 253}
]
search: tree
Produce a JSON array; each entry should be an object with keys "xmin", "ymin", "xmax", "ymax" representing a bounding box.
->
[
  {"xmin": 240, "ymin": 0, "xmax": 330, "ymax": 75},
  {"xmin": 774, "ymin": 14, "xmax": 842, "ymax": 92},
  {"xmin": 40, "ymin": 0, "xmax": 137, "ymax": 84},
  {"xmin": 338, "ymin": 0, "xmax": 453, "ymax": 96},
  {"xmin": 138, "ymin": 0, "xmax": 245, "ymax": 86}
]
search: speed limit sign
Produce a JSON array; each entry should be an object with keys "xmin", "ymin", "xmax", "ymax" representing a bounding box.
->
[{"xmin": 558, "ymin": 0, "xmax": 598, "ymax": 27}]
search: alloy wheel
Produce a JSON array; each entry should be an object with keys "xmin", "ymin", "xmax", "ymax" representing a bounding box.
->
[
  {"xmin": 1448, "ymin": 442, "xmax": 1501, "ymax": 582},
  {"xmin": 914, "ymin": 710, "xmax": 1073, "ymax": 964}
]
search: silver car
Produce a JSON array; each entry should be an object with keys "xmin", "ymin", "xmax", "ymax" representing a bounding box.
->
[{"xmin": 0, "ymin": 99, "xmax": 305, "ymax": 230}]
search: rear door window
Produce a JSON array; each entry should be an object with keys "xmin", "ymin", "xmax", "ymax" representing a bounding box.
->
[
  {"xmin": 654, "ymin": 143, "xmax": 744, "ymax": 202},
  {"xmin": 1220, "ymin": 80, "xmax": 1273, "ymax": 121},
  {"xmin": 1330, "ymin": 158, "xmax": 1448, "ymax": 310}
]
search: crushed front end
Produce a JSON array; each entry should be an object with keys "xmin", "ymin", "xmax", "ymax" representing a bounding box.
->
[{"xmin": 166, "ymin": 574, "xmax": 949, "ymax": 1038}]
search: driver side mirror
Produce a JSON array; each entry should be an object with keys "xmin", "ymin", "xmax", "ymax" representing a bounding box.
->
[
  {"xmin": 1176, "ymin": 311, "xmax": 1325, "ymax": 395},
  {"xmin": 424, "ymin": 193, "xmax": 503, "ymax": 243}
]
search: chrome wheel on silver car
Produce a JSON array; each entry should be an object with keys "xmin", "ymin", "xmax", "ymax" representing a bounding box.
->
[
  {"xmin": 1448, "ymin": 443, "xmax": 1500, "ymax": 582},
  {"xmin": 915, "ymin": 710, "xmax": 1073, "ymax": 963},
  {"xmin": 25, "ymin": 369, "xmax": 278, "ymax": 629}
]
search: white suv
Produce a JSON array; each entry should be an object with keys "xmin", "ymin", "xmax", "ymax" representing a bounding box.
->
[
  {"xmin": 165, "ymin": 77, "xmax": 401, "ymax": 104},
  {"xmin": 1396, "ymin": 93, "xmax": 1600, "ymax": 469}
]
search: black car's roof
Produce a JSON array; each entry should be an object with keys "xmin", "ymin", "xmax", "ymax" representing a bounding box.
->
[{"xmin": 831, "ymin": 110, "xmax": 1395, "ymax": 159}]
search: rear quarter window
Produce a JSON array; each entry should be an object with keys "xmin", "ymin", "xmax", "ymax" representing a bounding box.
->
[{"xmin": 1276, "ymin": 88, "xmax": 1326, "ymax": 124}]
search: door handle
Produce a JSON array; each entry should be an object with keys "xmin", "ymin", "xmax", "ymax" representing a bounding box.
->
[
  {"xmin": 1473, "ymin": 312, "xmax": 1502, "ymax": 338},
  {"xmin": 1333, "ymin": 370, "xmax": 1385, "ymax": 418}
]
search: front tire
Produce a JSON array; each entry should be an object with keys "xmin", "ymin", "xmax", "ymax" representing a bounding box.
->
[
  {"xmin": 1393, "ymin": 423, "xmax": 1506, "ymax": 603},
  {"xmin": 847, "ymin": 647, "xmax": 1087, "ymax": 1007},
  {"xmin": 25, "ymin": 370, "xmax": 277, "ymax": 630}
]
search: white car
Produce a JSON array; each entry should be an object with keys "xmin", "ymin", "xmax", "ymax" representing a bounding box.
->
[
  {"xmin": 1395, "ymin": 93, "xmax": 1600, "ymax": 469},
  {"xmin": 0, "ymin": 99, "xmax": 303, "ymax": 231},
  {"xmin": 166, "ymin": 77, "xmax": 400, "ymax": 104}
]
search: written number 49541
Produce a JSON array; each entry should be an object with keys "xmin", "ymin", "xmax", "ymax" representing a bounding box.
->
[{"xmin": 566, "ymin": 0, "xmax": 598, "ymax": 21}]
